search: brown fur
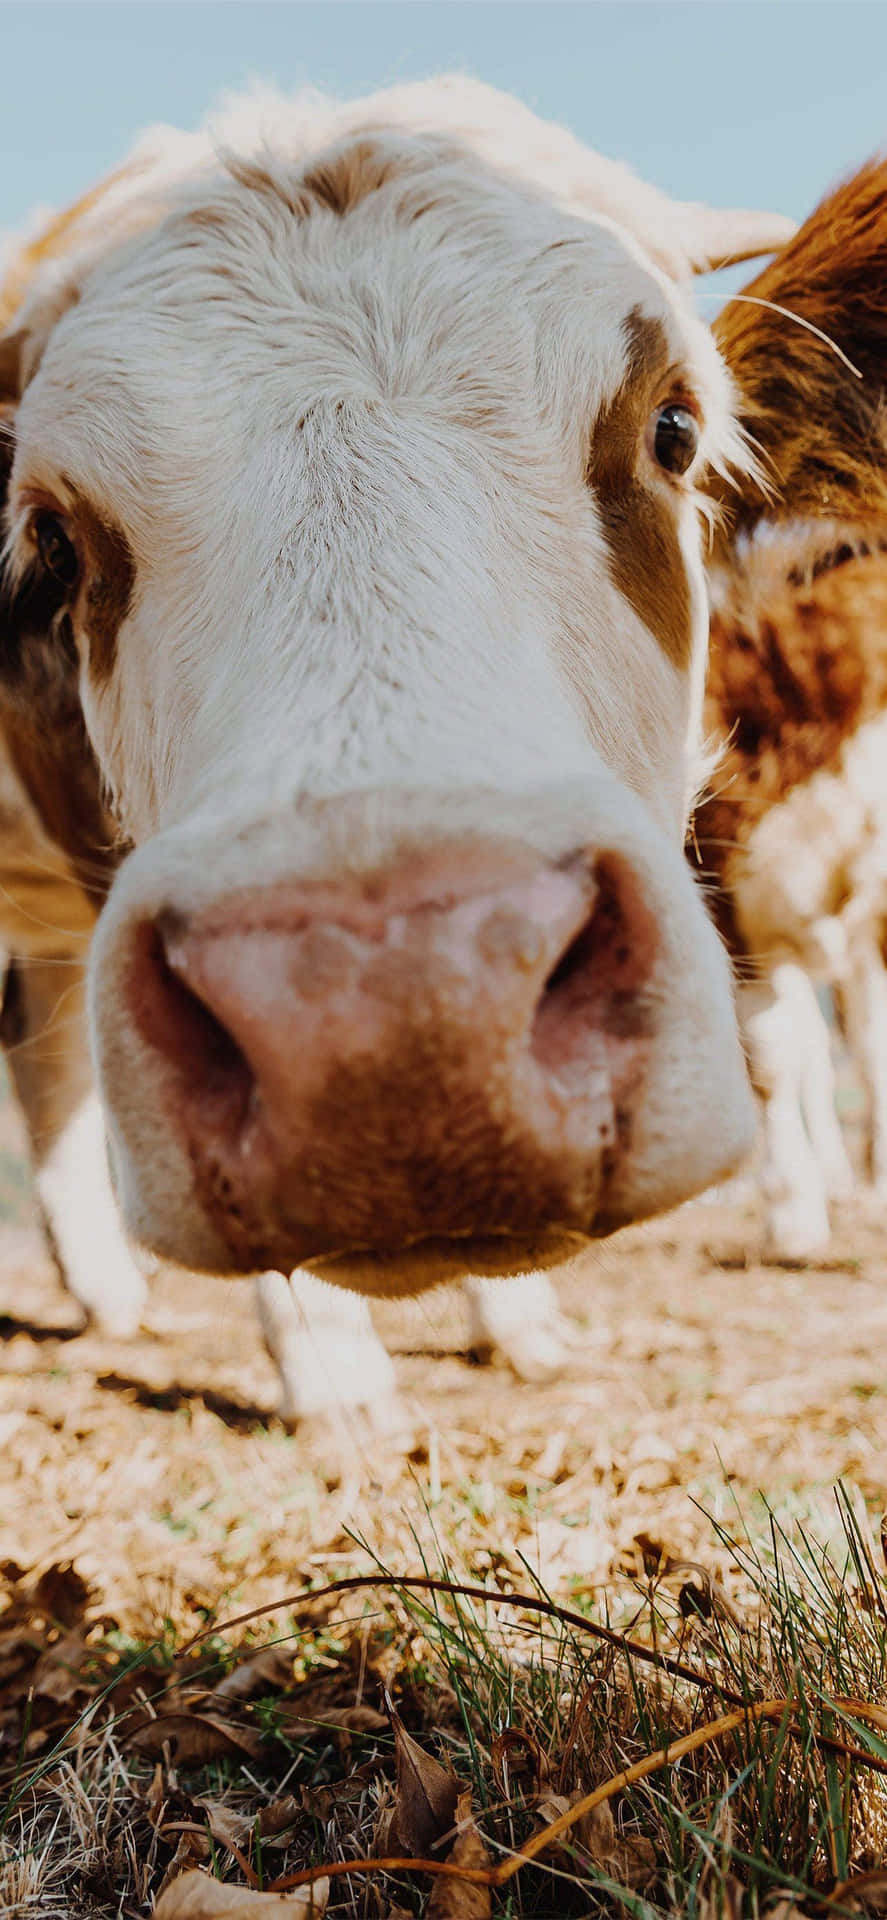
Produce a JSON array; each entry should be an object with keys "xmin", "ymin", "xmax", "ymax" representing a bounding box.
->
[
  {"xmin": 713, "ymin": 156, "xmax": 887, "ymax": 538},
  {"xmin": 586, "ymin": 311, "xmax": 694, "ymax": 666},
  {"xmin": 0, "ymin": 446, "xmax": 119, "ymax": 898},
  {"xmin": 0, "ymin": 176, "xmax": 118, "ymax": 333},
  {"xmin": 694, "ymin": 527, "xmax": 887, "ymax": 948},
  {"xmin": 74, "ymin": 498, "xmax": 136, "ymax": 685},
  {"xmin": 696, "ymin": 158, "xmax": 887, "ymax": 954},
  {"xmin": 222, "ymin": 137, "xmax": 405, "ymax": 227},
  {"xmin": 301, "ymin": 138, "xmax": 406, "ymax": 216}
]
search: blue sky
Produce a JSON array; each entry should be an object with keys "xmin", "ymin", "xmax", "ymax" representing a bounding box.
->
[{"xmin": 0, "ymin": 2, "xmax": 884, "ymax": 248}]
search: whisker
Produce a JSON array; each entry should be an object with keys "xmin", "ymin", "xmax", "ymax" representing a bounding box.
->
[
  {"xmin": 0, "ymin": 879, "xmax": 98, "ymax": 942},
  {"xmin": 698, "ymin": 290, "xmax": 864, "ymax": 379}
]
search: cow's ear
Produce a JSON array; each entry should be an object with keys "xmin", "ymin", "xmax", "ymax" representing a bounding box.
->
[
  {"xmin": 534, "ymin": 136, "xmax": 795, "ymax": 280},
  {"xmin": 679, "ymin": 204, "xmax": 796, "ymax": 275},
  {"xmin": 404, "ymin": 78, "xmax": 796, "ymax": 282},
  {"xmin": 564, "ymin": 163, "xmax": 794, "ymax": 280},
  {"xmin": 713, "ymin": 154, "xmax": 887, "ymax": 533}
]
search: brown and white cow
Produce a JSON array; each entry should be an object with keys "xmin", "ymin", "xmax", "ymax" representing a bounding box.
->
[
  {"xmin": 695, "ymin": 157, "xmax": 887, "ymax": 1260},
  {"xmin": 0, "ymin": 79, "xmax": 799, "ymax": 1375}
]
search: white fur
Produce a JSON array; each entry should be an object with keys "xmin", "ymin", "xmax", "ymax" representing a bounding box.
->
[
  {"xmin": 36, "ymin": 1090, "xmax": 149, "ymax": 1335},
  {"xmin": 724, "ymin": 629, "xmax": 887, "ymax": 1257},
  {"xmin": 2, "ymin": 80, "xmax": 765, "ymax": 1277}
]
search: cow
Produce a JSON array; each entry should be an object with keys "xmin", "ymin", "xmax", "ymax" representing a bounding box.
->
[
  {"xmin": 0, "ymin": 78, "xmax": 797, "ymax": 1398},
  {"xmin": 695, "ymin": 157, "xmax": 887, "ymax": 1261}
]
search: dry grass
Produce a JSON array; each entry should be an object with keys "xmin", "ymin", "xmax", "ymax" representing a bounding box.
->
[
  {"xmin": 4, "ymin": 1489, "xmax": 887, "ymax": 1916},
  {"xmin": 2, "ymin": 1076, "xmax": 887, "ymax": 1914}
]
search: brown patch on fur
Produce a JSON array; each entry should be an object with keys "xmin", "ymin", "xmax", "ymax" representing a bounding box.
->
[
  {"xmin": 301, "ymin": 138, "xmax": 405, "ymax": 217},
  {"xmin": 0, "ymin": 700, "xmax": 118, "ymax": 902},
  {"xmin": 693, "ymin": 524, "xmax": 887, "ymax": 951},
  {"xmin": 586, "ymin": 310, "xmax": 694, "ymax": 667},
  {"xmin": 714, "ymin": 156, "xmax": 887, "ymax": 539},
  {"xmin": 73, "ymin": 502, "xmax": 136, "ymax": 684},
  {"xmin": 224, "ymin": 136, "xmax": 405, "ymax": 229},
  {"xmin": 0, "ymin": 175, "xmax": 119, "ymax": 334},
  {"xmin": 0, "ymin": 447, "xmax": 120, "ymax": 899}
]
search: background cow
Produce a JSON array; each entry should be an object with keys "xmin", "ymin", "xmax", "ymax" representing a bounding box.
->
[{"xmin": 696, "ymin": 157, "xmax": 887, "ymax": 1260}]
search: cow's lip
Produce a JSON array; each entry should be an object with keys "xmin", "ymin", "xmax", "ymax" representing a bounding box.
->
[{"xmin": 303, "ymin": 1226, "xmax": 592, "ymax": 1297}]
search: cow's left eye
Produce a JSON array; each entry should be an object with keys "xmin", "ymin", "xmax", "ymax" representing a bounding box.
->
[
  {"xmin": 33, "ymin": 511, "xmax": 79, "ymax": 589},
  {"xmin": 651, "ymin": 405, "xmax": 700, "ymax": 477}
]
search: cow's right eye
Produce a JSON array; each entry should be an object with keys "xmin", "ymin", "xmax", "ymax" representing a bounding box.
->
[
  {"xmin": 34, "ymin": 512, "xmax": 79, "ymax": 590},
  {"xmin": 651, "ymin": 404, "xmax": 700, "ymax": 477}
]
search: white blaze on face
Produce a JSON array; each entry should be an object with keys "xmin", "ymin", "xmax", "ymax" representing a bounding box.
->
[{"xmin": 9, "ymin": 130, "xmax": 736, "ymax": 851}]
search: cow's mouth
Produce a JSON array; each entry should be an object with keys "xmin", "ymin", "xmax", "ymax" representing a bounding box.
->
[{"xmin": 305, "ymin": 1227, "xmax": 592, "ymax": 1298}]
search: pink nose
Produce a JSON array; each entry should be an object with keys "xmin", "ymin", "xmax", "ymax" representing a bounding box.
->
[{"xmin": 128, "ymin": 840, "xmax": 658, "ymax": 1270}]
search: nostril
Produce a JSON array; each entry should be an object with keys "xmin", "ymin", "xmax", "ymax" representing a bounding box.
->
[
  {"xmin": 531, "ymin": 911, "xmax": 605, "ymax": 1085},
  {"xmin": 540, "ymin": 916, "xmax": 601, "ymax": 1000},
  {"xmin": 530, "ymin": 856, "xmax": 656, "ymax": 1085},
  {"xmin": 133, "ymin": 920, "xmax": 255, "ymax": 1130}
]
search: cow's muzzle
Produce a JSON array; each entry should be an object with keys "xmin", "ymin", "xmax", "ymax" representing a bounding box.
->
[{"xmin": 122, "ymin": 838, "xmax": 663, "ymax": 1273}]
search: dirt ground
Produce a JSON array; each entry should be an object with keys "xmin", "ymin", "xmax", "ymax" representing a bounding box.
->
[{"xmin": 3, "ymin": 1123, "xmax": 887, "ymax": 1647}]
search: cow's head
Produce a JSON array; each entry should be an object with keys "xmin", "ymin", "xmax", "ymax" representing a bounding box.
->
[{"xmin": 0, "ymin": 80, "xmax": 789, "ymax": 1290}]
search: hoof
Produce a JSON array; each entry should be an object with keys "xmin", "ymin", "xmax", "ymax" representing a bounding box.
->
[
  {"xmin": 463, "ymin": 1271, "xmax": 569, "ymax": 1383},
  {"xmin": 763, "ymin": 1198, "xmax": 831, "ymax": 1265}
]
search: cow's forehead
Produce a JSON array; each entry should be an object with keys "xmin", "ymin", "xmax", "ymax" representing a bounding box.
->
[{"xmin": 17, "ymin": 133, "xmax": 722, "ymax": 480}]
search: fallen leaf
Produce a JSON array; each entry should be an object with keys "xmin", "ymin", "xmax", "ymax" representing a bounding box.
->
[
  {"xmin": 697, "ymin": 1874, "xmax": 743, "ymax": 1920},
  {"xmin": 609, "ymin": 1833, "xmax": 658, "ymax": 1891},
  {"xmin": 31, "ymin": 1562, "xmax": 93, "ymax": 1627},
  {"xmin": 211, "ymin": 1647, "xmax": 295, "ymax": 1703},
  {"xmin": 153, "ymin": 1834, "xmax": 211, "ymax": 1903},
  {"xmin": 144, "ymin": 1762, "xmax": 166, "ymax": 1829},
  {"xmin": 426, "ymin": 1790, "xmax": 491, "ymax": 1918},
  {"xmin": 581, "ymin": 1799, "xmax": 616, "ymax": 1862},
  {"xmin": 31, "ymin": 1631, "xmax": 93, "ymax": 1704},
  {"xmin": 128, "ymin": 1711, "xmax": 264, "ymax": 1765},
  {"xmin": 258, "ymin": 1799, "xmax": 304, "ymax": 1839},
  {"xmin": 153, "ymin": 1869, "xmax": 328, "ymax": 1916},
  {"xmin": 0, "ymin": 1629, "xmax": 39, "ymax": 1690},
  {"xmin": 822, "ymin": 1876, "xmax": 887, "ymax": 1915},
  {"xmin": 385, "ymin": 1694, "xmax": 460, "ymax": 1857},
  {"xmin": 199, "ymin": 1803, "xmax": 254, "ymax": 1855},
  {"xmin": 490, "ymin": 1727, "xmax": 549, "ymax": 1802},
  {"xmin": 531, "ymin": 1791, "xmax": 575, "ymax": 1866},
  {"xmin": 188, "ymin": 1795, "xmax": 303, "ymax": 1852},
  {"xmin": 533, "ymin": 1792, "xmax": 647, "ymax": 1876}
]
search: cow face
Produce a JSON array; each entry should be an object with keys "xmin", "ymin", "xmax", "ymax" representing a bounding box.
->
[{"xmin": 0, "ymin": 83, "xmax": 774, "ymax": 1288}]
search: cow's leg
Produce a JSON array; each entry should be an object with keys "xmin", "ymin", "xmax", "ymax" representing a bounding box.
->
[
  {"xmin": 741, "ymin": 962, "xmax": 831, "ymax": 1261},
  {"xmin": 462, "ymin": 1270, "xmax": 568, "ymax": 1381},
  {"xmin": 838, "ymin": 936, "xmax": 887, "ymax": 1195},
  {"xmin": 1, "ymin": 954, "xmax": 148, "ymax": 1335},
  {"xmin": 255, "ymin": 1268, "xmax": 404, "ymax": 1430},
  {"xmin": 797, "ymin": 986, "xmax": 855, "ymax": 1201}
]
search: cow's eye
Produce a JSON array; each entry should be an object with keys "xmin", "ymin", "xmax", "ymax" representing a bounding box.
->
[
  {"xmin": 651, "ymin": 404, "xmax": 700, "ymax": 477},
  {"xmin": 33, "ymin": 511, "xmax": 79, "ymax": 589}
]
